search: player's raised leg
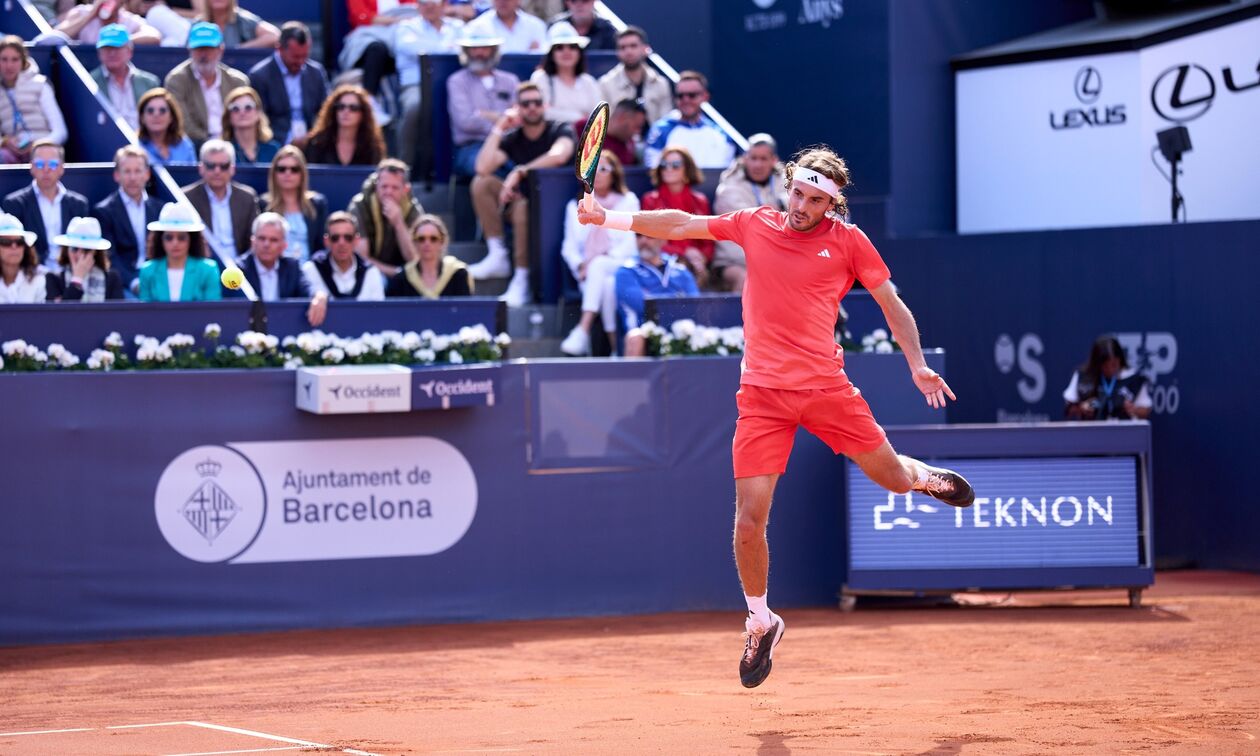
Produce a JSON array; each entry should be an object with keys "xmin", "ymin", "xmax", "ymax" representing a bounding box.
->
[
  {"xmin": 734, "ymin": 473, "xmax": 786, "ymax": 688},
  {"xmin": 849, "ymin": 440, "xmax": 975, "ymax": 508}
]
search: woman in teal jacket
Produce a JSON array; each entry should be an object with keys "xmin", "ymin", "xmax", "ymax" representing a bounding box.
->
[{"xmin": 138, "ymin": 203, "xmax": 221, "ymax": 302}]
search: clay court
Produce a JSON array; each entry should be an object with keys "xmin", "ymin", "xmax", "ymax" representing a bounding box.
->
[{"xmin": 1, "ymin": 571, "xmax": 1257, "ymax": 755}]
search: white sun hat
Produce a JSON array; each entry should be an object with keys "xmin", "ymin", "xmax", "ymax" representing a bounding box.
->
[
  {"xmin": 147, "ymin": 202, "xmax": 206, "ymax": 233},
  {"xmin": 52, "ymin": 216, "xmax": 112, "ymax": 250},
  {"xmin": 547, "ymin": 21, "xmax": 589, "ymax": 49},
  {"xmin": 0, "ymin": 213, "xmax": 37, "ymax": 246}
]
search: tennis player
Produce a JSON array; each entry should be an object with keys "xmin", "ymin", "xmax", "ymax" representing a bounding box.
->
[{"xmin": 578, "ymin": 145, "xmax": 975, "ymax": 688}]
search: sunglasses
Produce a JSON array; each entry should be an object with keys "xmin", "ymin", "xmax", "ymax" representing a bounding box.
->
[
  {"xmin": 326, "ymin": 233, "xmax": 356, "ymax": 243},
  {"xmin": 229, "ymin": 102, "xmax": 257, "ymax": 114},
  {"xmin": 202, "ymin": 160, "xmax": 231, "ymax": 171},
  {"xmin": 143, "ymin": 105, "xmax": 170, "ymax": 115},
  {"xmin": 0, "ymin": 238, "xmax": 25, "ymax": 248},
  {"xmin": 335, "ymin": 102, "xmax": 363, "ymax": 113},
  {"xmin": 274, "ymin": 164, "xmax": 302, "ymax": 174},
  {"xmin": 518, "ymin": 99, "xmax": 544, "ymax": 108},
  {"xmin": 33, "ymin": 159, "xmax": 61, "ymax": 170},
  {"xmin": 676, "ymin": 91, "xmax": 704, "ymax": 100},
  {"xmin": 660, "ymin": 159, "xmax": 684, "ymax": 169},
  {"xmin": 162, "ymin": 232, "xmax": 189, "ymax": 241},
  {"xmin": 413, "ymin": 234, "xmax": 442, "ymax": 243}
]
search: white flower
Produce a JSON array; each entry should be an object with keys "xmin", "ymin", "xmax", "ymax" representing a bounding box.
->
[
  {"xmin": 230, "ymin": 345, "xmax": 246, "ymax": 357},
  {"xmin": 670, "ymin": 319, "xmax": 696, "ymax": 340},
  {"xmin": 414, "ymin": 348, "xmax": 436, "ymax": 363},
  {"xmin": 281, "ymin": 335, "xmax": 297, "ymax": 348},
  {"xmin": 263, "ymin": 334, "xmax": 279, "ymax": 351},
  {"xmin": 33, "ymin": 349, "xmax": 48, "ymax": 363},
  {"xmin": 717, "ymin": 346, "xmax": 729, "ymax": 356},
  {"xmin": 431, "ymin": 335, "xmax": 451, "ymax": 353},
  {"xmin": 163, "ymin": 333, "xmax": 195, "ymax": 350},
  {"xmin": 295, "ymin": 333, "xmax": 321, "ymax": 353},
  {"xmin": 86, "ymin": 356, "xmax": 99, "ymax": 370},
  {"xmin": 494, "ymin": 333, "xmax": 512, "ymax": 347},
  {"xmin": 400, "ymin": 331, "xmax": 421, "ymax": 351},
  {"xmin": 861, "ymin": 335, "xmax": 876, "ymax": 348},
  {"xmin": 24, "ymin": 344, "xmax": 39, "ymax": 358},
  {"xmin": 87, "ymin": 349, "xmax": 115, "ymax": 370},
  {"xmin": 871, "ymin": 328, "xmax": 889, "ymax": 342},
  {"xmin": 0, "ymin": 354, "xmax": 4, "ymax": 369},
  {"xmin": 419, "ymin": 329, "xmax": 436, "ymax": 342},
  {"xmin": 344, "ymin": 341, "xmax": 368, "ymax": 358},
  {"xmin": 449, "ymin": 351, "xmax": 464, "ymax": 364},
  {"xmin": 283, "ymin": 357, "xmax": 305, "ymax": 370},
  {"xmin": 875, "ymin": 340, "xmax": 894, "ymax": 354},
  {"xmin": 104, "ymin": 331, "xmax": 123, "ymax": 349},
  {"xmin": 58, "ymin": 352, "xmax": 80, "ymax": 368},
  {"xmin": 321, "ymin": 347, "xmax": 345, "ymax": 364},
  {"xmin": 47, "ymin": 343, "xmax": 67, "ymax": 361},
  {"xmin": 2, "ymin": 339, "xmax": 27, "ymax": 356},
  {"xmin": 134, "ymin": 334, "xmax": 148, "ymax": 346}
]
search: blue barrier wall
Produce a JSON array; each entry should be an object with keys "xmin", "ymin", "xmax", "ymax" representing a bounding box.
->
[
  {"xmin": 0, "ymin": 353, "xmax": 944, "ymax": 645},
  {"xmin": 0, "ymin": 299, "xmax": 505, "ymax": 358},
  {"xmin": 882, "ymin": 219, "xmax": 1259, "ymax": 570}
]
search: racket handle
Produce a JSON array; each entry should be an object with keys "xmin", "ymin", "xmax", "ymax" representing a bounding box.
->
[{"xmin": 582, "ymin": 191, "xmax": 593, "ymax": 213}]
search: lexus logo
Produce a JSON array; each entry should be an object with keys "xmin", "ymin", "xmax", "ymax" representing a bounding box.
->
[
  {"xmin": 1151, "ymin": 64, "xmax": 1215, "ymax": 123},
  {"xmin": 1074, "ymin": 66, "xmax": 1102, "ymax": 103}
]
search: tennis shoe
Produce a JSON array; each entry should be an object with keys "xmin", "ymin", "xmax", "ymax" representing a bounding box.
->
[
  {"xmin": 739, "ymin": 611, "xmax": 784, "ymax": 688},
  {"xmin": 913, "ymin": 466, "xmax": 975, "ymax": 508},
  {"xmin": 560, "ymin": 326, "xmax": 591, "ymax": 356}
]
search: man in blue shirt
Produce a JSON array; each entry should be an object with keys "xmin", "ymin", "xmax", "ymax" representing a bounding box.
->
[{"xmin": 616, "ymin": 232, "xmax": 699, "ymax": 356}]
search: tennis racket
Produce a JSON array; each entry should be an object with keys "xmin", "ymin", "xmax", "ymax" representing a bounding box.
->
[{"xmin": 575, "ymin": 101, "xmax": 610, "ymax": 211}]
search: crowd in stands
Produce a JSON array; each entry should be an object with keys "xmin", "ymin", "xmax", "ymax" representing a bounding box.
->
[{"xmin": 0, "ymin": 0, "xmax": 799, "ymax": 357}]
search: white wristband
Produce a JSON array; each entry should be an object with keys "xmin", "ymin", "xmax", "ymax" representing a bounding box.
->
[{"xmin": 603, "ymin": 210, "xmax": 634, "ymax": 231}]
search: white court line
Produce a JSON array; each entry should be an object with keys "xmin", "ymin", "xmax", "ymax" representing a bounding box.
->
[
  {"xmin": 163, "ymin": 747, "xmax": 307, "ymax": 756},
  {"xmin": 3, "ymin": 720, "xmax": 381, "ymax": 756},
  {"xmin": 0, "ymin": 727, "xmax": 95, "ymax": 736}
]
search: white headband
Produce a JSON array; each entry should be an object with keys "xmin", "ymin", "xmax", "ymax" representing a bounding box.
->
[{"xmin": 792, "ymin": 166, "xmax": 841, "ymax": 200}]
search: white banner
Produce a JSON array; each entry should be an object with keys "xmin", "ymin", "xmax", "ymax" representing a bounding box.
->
[
  {"xmin": 957, "ymin": 16, "xmax": 1260, "ymax": 233},
  {"xmin": 154, "ymin": 437, "xmax": 478, "ymax": 564}
]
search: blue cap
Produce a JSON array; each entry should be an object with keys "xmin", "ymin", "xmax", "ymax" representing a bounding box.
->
[
  {"xmin": 187, "ymin": 21, "xmax": 224, "ymax": 49},
  {"xmin": 96, "ymin": 23, "xmax": 131, "ymax": 49}
]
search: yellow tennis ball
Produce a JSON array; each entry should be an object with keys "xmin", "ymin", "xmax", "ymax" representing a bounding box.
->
[{"xmin": 221, "ymin": 267, "xmax": 243, "ymax": 290}]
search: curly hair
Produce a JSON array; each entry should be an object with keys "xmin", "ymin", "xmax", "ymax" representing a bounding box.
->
[
  {"xmin": 783, "ymin": 145, "xmax": 851, "ymax": 218},
  {"xmin": 304, "ymin": 84, "xmax": 385, "ymax": 165}
]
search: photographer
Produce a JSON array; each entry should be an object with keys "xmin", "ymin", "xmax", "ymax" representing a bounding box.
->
[{"xmin": 1063, "ymin": 334, "xmax": 1152, "ymax": 421}]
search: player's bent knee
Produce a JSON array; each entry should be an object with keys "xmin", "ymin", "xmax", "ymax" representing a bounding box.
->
[{"xmin": 733, "ymin": 512, "xmax": 767, "ymax": 544}]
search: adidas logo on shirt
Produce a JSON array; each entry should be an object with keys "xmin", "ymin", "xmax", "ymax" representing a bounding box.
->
[{"xmin": 817, "ymin": 249, "xmax": 832, "ymax": 258}]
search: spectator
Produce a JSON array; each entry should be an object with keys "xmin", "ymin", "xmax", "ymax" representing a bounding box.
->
[
  {"xmin": 248, "ymin": 21, "xmax": 329, "ymax": 146},
  {"xmin": 137, "ymin": 201, "xmax": 221, "ymax": 302},
  {"xmin": 465, "ymin": 0, "xmax": 546, "ymax": 53},
  {"xmin": 598, "ymin": 27, "xmax": 671, "ymax": 127},
  {"xmin": 89, "ymin": 25, "xmax": 161, "ymax": 133},
  {"xmin": 93, "ymin": 144, "xmax": 163, "ymax": 291},
  {"xmin": 136, "ymin": 87, "xmax": 197, "ymax": 164},
  {"xmin": 126, "ymin": 0, "xmax": 193, "ymax": 48},
  {"xmin": 163, "ymin": 21, "xmax": 249, "ymax": 146},
  {"xmin": 548, "ymin": 0, "xmax": 615, "ymax": 50},
  {"xmin": 558, "ymin": 150, "xmax": 638, "ymax": 356},
  {"xmin": 260, "ymin": 146, "xmax": 328, "ymax": 262},
  {"xmin": 1, "ymin": 141, "xmax": 89, "ymax": 273},
  {"xmin": 235, "ymin": 212, "xmax": 327, "ymax": 325},
  {"xmin": 641, "ymin": 146, "xmax": 712, "ymax": 288},
  {"xmin": 522, "ymin": 0, "xmax": 562, "ymax": 20},
  {"xmin": 1064, "ymin": 335, "xmax": 1153, "ymax": 421},
  {"xmin": 0, "ymin": 213, "xmax": 45, "ymax": 304},
  {"xmin": 196, "ymin": 0, "xmax": 279, "ymax": 48},
  {"xmin": 385, "ymin": 214, "xmax": 473, "ymax": 298},
  {"xmin": 712, "ymin": 132, "xmax": 786, "ymax": 293},
  {"xmin": 394, "ymin": 0, "xmax": 463, "ymax": 171},
  {"xmin": 644, "ymin": 70, "xmax": 736, "ymax": 170},
  {"xmin": 302, "ymin": 211, "xmax": 385, "ymax": 300},
  {"xmin": 617, "ymin": 233, "xmax": 699, "ymax": 357},
  {"xmin": 301, "ymin": 84, "xmax": 386, "ymax": 166},
  {"xmin": 181, "ymin": 139, "xmax": 258, "ymax": 264},
  {"xmin": 469, "ymin": 81, "xmax": 574, "ymax": 306},
  {"xmin": 338, "ymin": 0, "xmax": 420, "ymax": 127},
  {"xmin": 46, "ymin": 216, "xmax": 126, "ymax": 301},
  {"xmin": 603, "ymin": 98, "xmax": 645, "ymax": 166},
  {"xmin": 529, "ymin": 21, "xmax": 599, "ymax": 125},
  {"xmin": 221, "ymin": 86, "xmax": 279, "ymax": 164},
  {"xmin": 447, "ymin": 27, "xmax": 519, "ymax": 177},
  {"xmin": 55, "ymin": 0, "xmax": 161, "ymax": 45},
  {"xmin": 0, "ymin": 37, "xmax": 68, "ymax": 164},
  {"xmin": 347, "ymin": 158, "xmax": 423, "ymax": 276}
]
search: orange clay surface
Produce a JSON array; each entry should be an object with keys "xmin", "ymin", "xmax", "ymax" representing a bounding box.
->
[{"xmin": 1, "ymin": 570, "xmax": 1258, "ymax": 755}]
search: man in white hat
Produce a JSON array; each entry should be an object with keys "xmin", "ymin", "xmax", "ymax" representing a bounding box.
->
[
  {"xmin": 447, "ymin": 27, "xmax": 520, "ymax": 177},
  {"xmin": 465, "ymin": 0, "xmax": 546, "ymax": 53},
  {"xmin": 48, "ymin": 216, "xmax": 126, "ymax": 301}
]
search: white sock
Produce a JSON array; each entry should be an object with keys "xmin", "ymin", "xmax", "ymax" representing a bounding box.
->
[
  {"xmin": 745, "ymin": 593, "xmax": 771, "ymax": 629},
  {"xmin": 485, "ymin": 237, "xmax": 508, "ymax": 258}
]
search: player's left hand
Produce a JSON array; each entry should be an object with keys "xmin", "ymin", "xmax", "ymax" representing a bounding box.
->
[{"xmin": 912, "ymin": 366, "xmax": 956, "ymax": 409}]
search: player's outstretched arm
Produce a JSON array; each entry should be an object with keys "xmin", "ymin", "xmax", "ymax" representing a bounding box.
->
[
  {"xmin": 868, "ymin": 280, "xmax": 957, "ymax": 409},
  {"xmin": 577, "ymin": 197, "xmax": 717, "ymax": 241}
]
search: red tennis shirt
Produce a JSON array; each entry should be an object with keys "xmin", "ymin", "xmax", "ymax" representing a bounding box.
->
[{"xmin": 708, "ymin": 207, "xmax": 891, "ymax": 390}]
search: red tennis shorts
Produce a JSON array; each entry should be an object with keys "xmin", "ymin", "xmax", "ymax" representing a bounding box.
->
[{"xmin": 732, "ymin": 383, "xmax": 887, "ymax": 478}]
